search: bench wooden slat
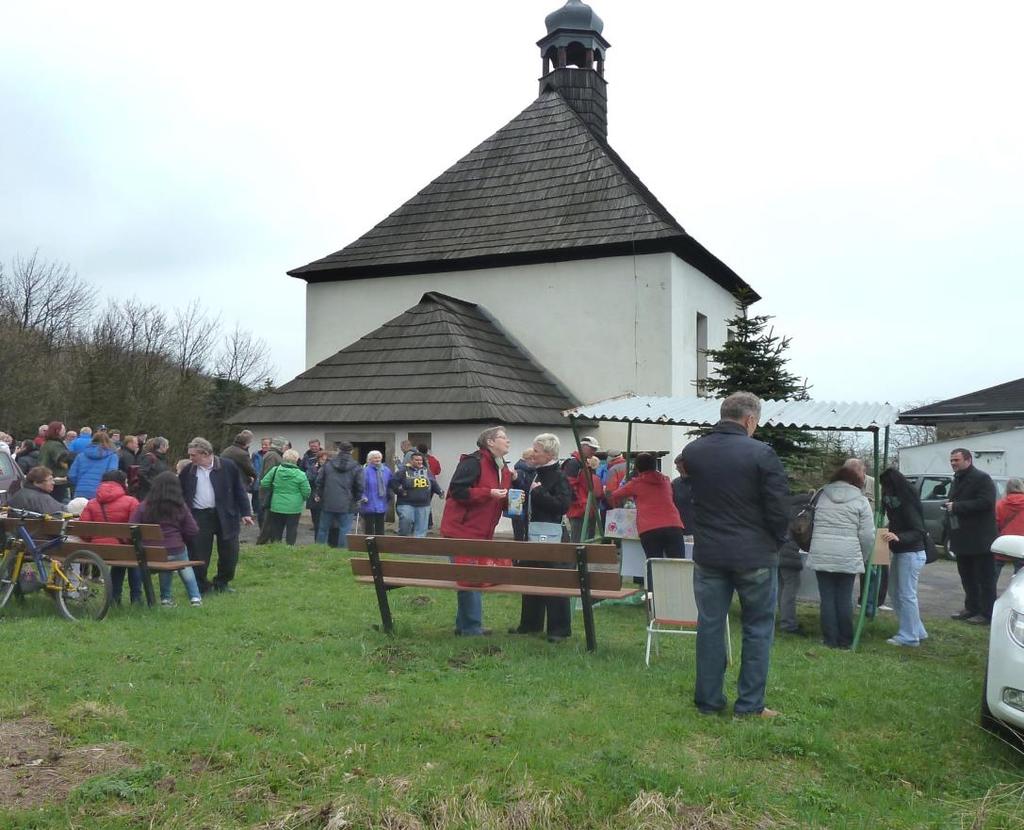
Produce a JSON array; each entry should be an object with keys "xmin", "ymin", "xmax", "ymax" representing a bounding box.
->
[
  {"xmin": 351, "ymin": 558, "xmax": 623, "ymax": 591},
  {"xmin": 56, "ymin": 543, "xmax": 170, "ymax": 562},
  {"xmin": 0, "ymin": 519, "xmax": 164, "ymax": 542},
  {"xmin": 354, "ymin": 575, "xmax": 639, "ymax": 600},
  {"xmin": 346, "ymin": 533, "xmax": 618, "ymax": 564}
]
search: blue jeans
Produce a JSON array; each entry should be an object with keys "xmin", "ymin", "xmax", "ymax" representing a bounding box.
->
[
  {"xmin": 455, "ymin": 590, "xmax": 484, "ymax": 635},
  {"xmin": 396, "ymin": 504, "xmax": 430, "ymax": 538},
  {"xmin": 317, "ymin": 511, "xmax": 355, "ymax": 547},
  {"xmin": 158, "ymin": 550, "xmax": 201, "ymax": 602},
  {"xmin": 815, "ymin": 571, "xmax": 856, "ymax": 648},
  {"xmin": 694, "ymin": 564, "xmax": 777, "ymax": 715},
  {"xmin": 110, "ymin": 566, "xmax": 143, "ymax": 604},
  {"xmin": 889, "ymin": 550, "xmax": 928, "ymax": 644}
]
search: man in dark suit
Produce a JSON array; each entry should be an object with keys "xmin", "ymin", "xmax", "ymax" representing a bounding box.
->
[
  {"xmin": 179, "ymin": 436, "xmax": 255, "ymax": 594},
  {"xmin": 946, "ymin": 448, "xmax": 998, "ymax": 624}
]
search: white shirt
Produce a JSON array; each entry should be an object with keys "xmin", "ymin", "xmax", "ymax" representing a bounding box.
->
[{"xmin": 193, "ymin": 462, "xmax": 216, "ymax": 509}]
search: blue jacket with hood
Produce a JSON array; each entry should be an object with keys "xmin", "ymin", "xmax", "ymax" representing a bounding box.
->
[{"xmin": 68, "ymin": 444, "xmax": 120, "ymax": 500}]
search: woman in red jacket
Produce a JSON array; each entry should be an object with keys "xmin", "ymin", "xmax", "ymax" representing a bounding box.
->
[
  {"xmin": 995, "ymin": 477, "xmax": 1024, "ymax": 581},
  {"xmin": 607, "ymin": 453, "xmax": 686, "ymax": 560},
  {"xmin": 80, "ymin": 470, "xmax": 141, "ymax": 605},
  {"xmin": 440, "ymin": 425, "xmax": 512, "ymax": 636}
]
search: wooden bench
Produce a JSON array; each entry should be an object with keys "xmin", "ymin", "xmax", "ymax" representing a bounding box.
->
[
  {"xmin": 0, "ymin": 517, "xmax": 203, "ymax": 607},
  {"xmin": 347, "ymin": 534, "xmax": 638, "ymax": 652}
]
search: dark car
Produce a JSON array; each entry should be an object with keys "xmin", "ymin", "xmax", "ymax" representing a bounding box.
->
[
  {"xmin": 905, "ymin": 473, "xmax": 1010, "ymax": 557},
  {"xmin": 0, "ymin": 451, "xmax": 25, "ymax": 504}
]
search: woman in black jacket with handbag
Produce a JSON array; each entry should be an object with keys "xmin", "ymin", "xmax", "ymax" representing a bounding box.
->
[{"xmin": 879, "ymin": 468, "xmax": 929, "ymax": 647}]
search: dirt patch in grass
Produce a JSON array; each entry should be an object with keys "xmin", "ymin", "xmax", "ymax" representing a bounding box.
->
[{"xmin": 0, "ymin": 716, "xmax": 135, "ymax": 809}]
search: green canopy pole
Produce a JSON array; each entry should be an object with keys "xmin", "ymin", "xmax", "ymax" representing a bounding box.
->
[
  {"xmin": 853, "ymin": 427, "xmax": 882, "ymax": 651},
  {"xmin": 571, "ymin": 417, "xmax": 598, "ymax": 543}
]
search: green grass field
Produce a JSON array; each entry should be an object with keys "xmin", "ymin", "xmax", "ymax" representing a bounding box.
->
[{"xmin": 0, "ymin": 544, "xmax": 1021, "ymax": 829}]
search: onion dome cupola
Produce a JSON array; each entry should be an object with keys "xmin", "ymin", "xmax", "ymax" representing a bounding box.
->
[{"xmin": 537, "ymin": 0, "xmax": 611, "ymax": 140}]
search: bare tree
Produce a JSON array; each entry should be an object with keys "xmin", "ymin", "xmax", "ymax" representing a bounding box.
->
[
  {"xmin": 214, "ymin": 324, "xmax": 274, "ymax": 388},
  {"xmin": 0, "ymin": 250, "xmax": 96, "ymax": 346},
  {"xmin": 169, "ymin": 299, "xmax": 219, "ymax": 377}
]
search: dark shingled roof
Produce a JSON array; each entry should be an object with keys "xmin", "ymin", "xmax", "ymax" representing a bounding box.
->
[
  {"xmin": 900, "ymin": 377, "xmax": 1024, "ymax": 424},
  {"xmin": 229, "ymin": 292, "xmax": 576, "ymax": 426},
  {"xmin": 289, "ymin": 90, "xmax": 755, "ymax": 298}
]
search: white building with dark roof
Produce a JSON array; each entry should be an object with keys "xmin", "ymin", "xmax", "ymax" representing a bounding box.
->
[{"xmin": 236, "ymin": 1, "xmax": 760, "ymax": 478}]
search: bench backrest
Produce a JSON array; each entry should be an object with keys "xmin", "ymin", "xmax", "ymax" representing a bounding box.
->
[
  {"xmin": 347, "ymin": 534, "xmax": 622, "ymax": 591},
  {"xmin": 0, "ymin": 518, "xmax": 169, "ymax": 562},
  {"xmin": 346, "ymin": 534, "xmax": 618, "ymax": 565}
]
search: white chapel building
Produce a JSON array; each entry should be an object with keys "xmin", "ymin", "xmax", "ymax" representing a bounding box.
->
[{"xmin": 234, "ymin": 0, "xmax": 759, "ymax": 486}]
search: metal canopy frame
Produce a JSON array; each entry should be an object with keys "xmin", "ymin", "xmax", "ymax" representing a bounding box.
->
[{"xmin": 563, "ymin": 396, "xmax": 902, "ymax": 651}]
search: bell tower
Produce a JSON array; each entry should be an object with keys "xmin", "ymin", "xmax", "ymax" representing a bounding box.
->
[{"xmin": 537, "ymin": 0, "xmax": 611, "ymax": 140}]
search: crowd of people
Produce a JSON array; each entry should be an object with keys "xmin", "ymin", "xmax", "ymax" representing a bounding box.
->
[{"xmin": 4, "ymin": 403, "xmax": 1020, "ymax": 717}]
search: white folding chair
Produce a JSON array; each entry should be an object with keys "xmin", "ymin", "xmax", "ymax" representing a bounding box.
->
[{"xmin": 645, "ymin": 558, "xmax": 731, "ymax": 667}]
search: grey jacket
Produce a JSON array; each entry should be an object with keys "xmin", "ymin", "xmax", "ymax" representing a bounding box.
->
[
  {"xmin": 808, "ymin": 482, "xmax": 875, "ymax": 574},
  {"xmin": 316, "ymin": 454, "xmax": 364, "ymax": 513},
  {"xmin": 7, "ymin": 483, "xmax": 65, "ymax": 516}
]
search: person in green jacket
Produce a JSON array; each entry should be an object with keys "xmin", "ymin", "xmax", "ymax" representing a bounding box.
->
[
  {"xmin": 38, "ymin": 421, "xmax": 71, "ymax": 503},
  {"xmin": 260, "ymin": 449, "xmax": 311, "ymax": 545}
]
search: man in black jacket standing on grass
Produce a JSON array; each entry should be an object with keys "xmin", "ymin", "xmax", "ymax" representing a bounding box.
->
[
  {"xmin": 180, "ymin": 437, "xmax": 255, "ymax": 594},
  {"xmin": 946, "ymin": 448, "xmax": 998, "ymax": 624},
  {"xmin": 681, "ymin": 391, "xmax": 790, "ymax": 718}
]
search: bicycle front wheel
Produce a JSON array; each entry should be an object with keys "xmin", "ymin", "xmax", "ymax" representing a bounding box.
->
[
  {"xmin": 0, "ymin": 549, "xmax": 17, "ymax": 610},
  {"xmin": 53, "ymin": 550, "xmax": 112, "ymax": 621}
]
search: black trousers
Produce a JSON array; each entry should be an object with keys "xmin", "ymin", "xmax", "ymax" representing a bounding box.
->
[
  {"xmin": 362, "ymin": 513, "xmax": 386, "ymax": 535},
  {"xmin": 956, "ymin": 553, "xmax": 996, "ymax": 618},
  {"xmin": 639, "ymin": 526, "xmax": 686, "ymax": 559},
  {"xmin": 517, "ymin": 561, "xmax": 572, "ymax": 638},
  {"xmin": 268, "ymin": 511, "xmax": 300, "ymax": 545},
  {"xmin": 189, "ymin": 508, "xmax": 239, "ymax": 591}
]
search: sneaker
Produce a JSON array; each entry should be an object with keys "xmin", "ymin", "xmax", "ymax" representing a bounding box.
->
[
  {"xmin": 190, "ymin": 598, "xmax": 203, "ymax": 608},
  {"xmin": 965, "ymin": 615, "xmax": 990, "ymax": 626},
  {"xmin": 160, "ymin": 598, "xmax": 175, "ymax": 608},
  {"xmin": 950, "ymin": 609, "xmax": 972, "ymax": 620},
  {"xmin": 878, "ymin": 604, "xmax": 894, "ymax": 612},
  {"xmin": 735, "ymin": 707, "xmax": 780, "ymax": 719},
  {"xmin": 886, "ymin": 637, "xmax": 919, "ymax": 647}
]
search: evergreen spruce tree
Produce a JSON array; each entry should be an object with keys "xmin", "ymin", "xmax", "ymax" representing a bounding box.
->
[{"xmin": 700, "ymin": 290, "xmax": 816, "ymax": 470}]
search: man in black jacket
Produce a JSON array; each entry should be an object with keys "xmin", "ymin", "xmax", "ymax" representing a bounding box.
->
[
  {"xmin": 946, "ymin": 448, "xmax": 998, "ymax": 624},
  {"xmin": 680, "ymin": 391, "xmax": 790, "ymax": 718},
  {"xmin": 179, "ymin": 437, "xmax": 255, "ymax": 593}
]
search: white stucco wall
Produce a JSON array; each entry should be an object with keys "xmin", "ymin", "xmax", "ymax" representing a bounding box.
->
[
  {"xmin": 304, "ymin": 252, "xmax": 738, "ymax": 459},
  {"xmin": 898, "ymin": 428, "xmax": 1024, "ymax": 477}
]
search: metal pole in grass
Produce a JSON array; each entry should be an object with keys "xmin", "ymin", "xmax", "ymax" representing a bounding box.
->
[{"xmin": 853, "ymin": 427, "xmax": 882, "ymax": 651}]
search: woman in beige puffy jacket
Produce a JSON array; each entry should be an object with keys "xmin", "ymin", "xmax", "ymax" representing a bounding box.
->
[{"xmin": 808, "ymin": 465, "xmax": 875, "ymax": 648}]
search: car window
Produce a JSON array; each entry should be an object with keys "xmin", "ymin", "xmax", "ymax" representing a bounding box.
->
[
  {"xmin": 918, "ymin": 476, "xmax": 951, "ymax": 501},
  {"xmin": 0, "ymin": 453, "xmax": 16, "ymax": 477}
]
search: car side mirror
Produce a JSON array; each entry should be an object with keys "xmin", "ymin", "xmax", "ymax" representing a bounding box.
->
[{"xmin": 991, "ymin": 535, "xmax": 1024, "ymax": 560}]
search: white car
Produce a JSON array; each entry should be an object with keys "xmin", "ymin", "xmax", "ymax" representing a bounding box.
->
[{"xmin": 983, "ymin": 535, "xmax": 1024, "ymax": 739}]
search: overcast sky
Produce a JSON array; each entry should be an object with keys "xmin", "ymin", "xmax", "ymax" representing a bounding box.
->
[{"xmin": 2, "ymin": 1, "xmax": 1021, "ymax": 408}]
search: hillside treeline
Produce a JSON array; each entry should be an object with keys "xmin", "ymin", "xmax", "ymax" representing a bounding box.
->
[{"xmin": 0, "ymin": 252, "xmax": 273, "ymax": 454}]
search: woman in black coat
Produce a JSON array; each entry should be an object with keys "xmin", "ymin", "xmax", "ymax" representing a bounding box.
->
[{"xmin": 880, "ymin": 468, "xmax": 929, "ymax": 647}]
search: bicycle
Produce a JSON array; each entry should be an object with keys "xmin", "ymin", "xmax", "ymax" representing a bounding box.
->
[{"xmin": 0, "ymin": 508, "xmax": 112, "ymax": 621}]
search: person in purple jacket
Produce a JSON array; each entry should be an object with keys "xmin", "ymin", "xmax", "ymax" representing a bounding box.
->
[
  {"xmin": 130, "ymin": 471, "xmax": 202, "ymax": 607},
  {"xmin": 359, "ymin": 450, "xmax": 392, "ymax": 535}
]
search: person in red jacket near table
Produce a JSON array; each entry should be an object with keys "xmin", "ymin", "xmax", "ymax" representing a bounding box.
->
[
  {"xmin": 440, "ymin": 426, "xmax": 512, "ymax": 636},
  {"xmin": 606, "ymin": 453, "xmax": 686, "ymax": 560}
]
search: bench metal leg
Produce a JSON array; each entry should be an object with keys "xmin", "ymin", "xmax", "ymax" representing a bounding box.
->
[
  {"xmin": 130, "ymin": 525, "xmax": 156, "ymax": 608},
  {"xmin": 367, "ymin": 537, "xmax": 393, "ymax": 634},
  {"xmin": 576, "ymin": 545, "xmax": 596, "ymax": 652}
]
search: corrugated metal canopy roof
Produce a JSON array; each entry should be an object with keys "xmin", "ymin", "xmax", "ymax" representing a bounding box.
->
[{"xmin": 564, "ymin": 396, "xmax": 900, "ymax": 432}]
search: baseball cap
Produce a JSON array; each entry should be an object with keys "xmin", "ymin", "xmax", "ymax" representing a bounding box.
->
[{"xmin": 580, "ymin": 436, "xmax": 601, "ymax": 450}]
